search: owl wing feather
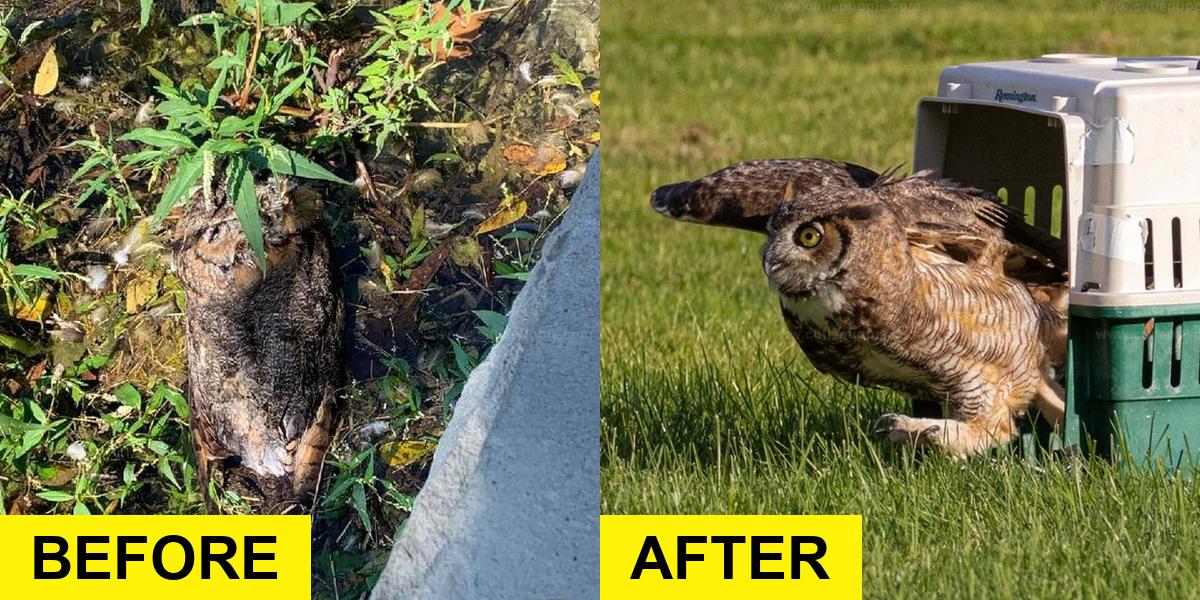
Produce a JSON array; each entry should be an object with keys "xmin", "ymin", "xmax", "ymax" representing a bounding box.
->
[
  {"xmin": 651, "ymin": 158, "xmax": 879, "ymax": 231},
  {"xmin": 878, "ymin": 176, "xmax": 1066, "ymax": 287}
]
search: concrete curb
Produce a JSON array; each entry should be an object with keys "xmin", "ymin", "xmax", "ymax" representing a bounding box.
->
[{"xmin": 371, "ymin": 152, "xmax": 600, "ymax": 600}]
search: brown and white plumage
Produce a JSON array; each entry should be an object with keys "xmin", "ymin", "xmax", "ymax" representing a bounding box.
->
[
  {"xmin": 176, "ymin": 179, "xmax": 342, "ymax": 513},
  {"xmin": 763, "ymin": 174, "xmax": 1066, "ymax": 456}
]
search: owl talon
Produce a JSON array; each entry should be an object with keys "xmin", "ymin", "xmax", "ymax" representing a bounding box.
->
[
  {"xmin": 871, "ymin": 413, "xmax": 902, "ymax": 436},
  {"xmin": 873, "ymin": 413, "xmax": 943, "ymax": 445}
]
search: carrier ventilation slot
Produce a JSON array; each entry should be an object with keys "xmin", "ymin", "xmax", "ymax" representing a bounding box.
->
[
  {"xmin": 1143, "ymin": 321, "xmax": 1155, "ymax": 389},
  {"xmin": 1171, "ymin": 320, "xmax": 1183, "ymax": 388},
  {"xmin": 1173, "ymin": 218, "xmax": 1183, "ymax": 288},
  {"xmin": 1144, "ymin": 219, "xmax": 1155, "ymax": 290},
  {"xmin": 991, "ymin": 185, "xmax": 1063, "ymax": 239},
  {"xmin": 1050, "ymin": 185, "xmax": 1063, "ymax": 238}
]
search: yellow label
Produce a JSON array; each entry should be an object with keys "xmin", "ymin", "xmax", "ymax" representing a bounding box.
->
[
  {"xmin": 0, "ymin": 516, "xmax": 310, "ymax": 598},
  {"xmin": 601, "ymin": 514, "xmax": 862, "ymax": 599}
]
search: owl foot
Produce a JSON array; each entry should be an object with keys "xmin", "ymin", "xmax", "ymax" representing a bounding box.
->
[
  {"xmin": 873, "ymin": 412, "xmax": 1018, "ymax": 458},
  {"xmin": 872, "ymin": 413, "xmax": 941, "ymax": 445}
]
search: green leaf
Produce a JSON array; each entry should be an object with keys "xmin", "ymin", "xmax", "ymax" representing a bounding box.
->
[
  {"xmin": 147, "ymin": 440, "xmax": 170, "ymax": 456},
  {"xmin": 551, "ymin": 53, "xmax": 584, "ymax": 91},
  {"xmin": 179, "ymin": 11, "xmax": 224, "ymax": 28},
  {"xmin": 206, "ymin": 54, "xmax": 242, "ymax": 71},
  {"xmin": 259, "ymin": 1, "xmax": 316, "ymax": 27},
  {"xmin": 155, "ymin": 98, "xmax": 201, "ymax": 119},
  {"xmin": 146, "ymin": 65, "xmax": 174, "ymax": 88},
  {"xmin": 113, "ymin": 383, "xmax": 142, "ymax": 410},
  {"xmin": 424, "ymin": 152, "xmax": 462, "ymax": 165},
  {"xmin": 19, "ymin": 20, "xmax": 44, "ymax": 45},
  {"xmin": 263, "ymin": 142, "xmax": 348, "ymax": 184},
  {"xmin": 216, "ymin": 116, "xmax": 253, "ymax": 138},
  {"xmin": 200, "ymin": 138, "xmax": 249, "ymax": 155},
  {"xmin": 10, "ymin": 264, "xmax": 58, "ymax": 279},
  {"xmin": 68, "ymin": 153, "xmax": 108, "ymax": 182},
  {"xmin": 151, "ymin": 386, "xmax": 188, "ymax": 420},
  {"xmin": 322, "ymin": 474, "xmax": 355, "ymax": 506},
  {"xmin": 122, "ymin": 149, "xmax": 168, "ymax": 166},
  {"xmin": 159, "ymin": 458, "xmax": 179, "ymax": 488},
  {"xmin": 226, "ymin": 156, "xmax": 266, "ymax": 270},
  {"xmin": 119, "ymin": 128, "xmax": 196, "ymax": 150},
  {"xmin": 270, "ymin": 75, "xmax": 308, "ymax": 113},
  {"xmin": 36, "ymin": 491, "xmax": 73, "ymax": 503},
  {"xmin": 139, "ymin": 0, "xmax": 153, "ymax": 30},
  {"xmin": 474, "ymin": 309, "xmax": 508, "ymax": 341},
  {"xmin": 154, "ymin": 151, "xmax": 204, "ymax": 224},
  {"xmin": 0, "ymin": 332, "xmax": 41, "ymax": 357},
  {"xmin": 352, "ymin": 482, "xmax": 372, "ymax": 532},
  {"xmin": 208, "ymin": 65, "xmax": 229, "ymax": 111},
  {"xmin": 0, "ymin": 415, "xmax": 42, "ymax": 437}
]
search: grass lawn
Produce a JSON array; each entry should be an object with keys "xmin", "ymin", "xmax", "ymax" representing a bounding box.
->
[{"xmin": 600, "ymin": 1, "xmax": 1200, "ymax": 596}]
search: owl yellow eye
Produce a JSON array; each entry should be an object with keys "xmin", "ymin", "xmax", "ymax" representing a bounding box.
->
[{"xmin": 795, "ymin": 224, "xmax": 823, "ymax": 248}]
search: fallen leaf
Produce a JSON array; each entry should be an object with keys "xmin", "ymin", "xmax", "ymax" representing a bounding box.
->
[
  {"xmin": 125, "ymin": 273, "xmax": 160, "ymax": 314},
  {"xmin": 33, "ymin": 45, "xmax": 57, "ymax": 96},
  {"xmin": 539, "ymin": 152, "xmax": 567, "ymax": 175},
  {"xmin": 380, "ymin": 259, "xmax": 395, "ymax": 292},
  {"xmin": 503, "ymin": 143, "xmax": 537, "ymax": 165},
  {"xmin": 14, "ymin": 291, "xmax": 50, "ymax": 322},
  {"xmin": 590, "ymin": 90, "xmax": 600, "ymax": 106},
  {"xmin": 475, "ymin": 194, "xmax": 528, "ymax": 235},
  {"xmin": 426, "ymin": 3, "xmax": 501, "ymax": 60},
  {"xmin": 503, "ymin": 143, "xmax": 568, "ymax": 176},
  {"xmin": 380, "ymin": 439, "xmax": 438, "ymax": 468}
]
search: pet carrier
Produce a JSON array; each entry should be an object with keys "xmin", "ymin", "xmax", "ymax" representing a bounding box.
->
[{"xmin": 912, "ymin": 54, "xmax": 1200, "ymax": 470}]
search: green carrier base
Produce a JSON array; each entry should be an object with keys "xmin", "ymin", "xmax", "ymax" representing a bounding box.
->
[{"xmin": 1066, "ymin": 303, "xmax": 1200, "ymax": 473}]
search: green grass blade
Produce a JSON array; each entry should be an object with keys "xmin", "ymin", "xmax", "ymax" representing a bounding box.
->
[
  {"xmin": 119, "ymin": 127, "xmax": 197, "ymax": 150},
  {"xmin": 153, "ymin": 151, "xmax": 204, "ymax": 224},
  {"xmin": 226, "ymin": 155, "xmax": 266, "ymax": 271},
  {"xmin": 263, "ymin": 141, "xmax": 349, "ymax": 184}
]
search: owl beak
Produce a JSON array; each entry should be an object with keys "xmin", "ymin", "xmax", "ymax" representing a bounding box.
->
[{"xmin": 650, "ymin": 182, "xmax": 690, "ymax": 218}]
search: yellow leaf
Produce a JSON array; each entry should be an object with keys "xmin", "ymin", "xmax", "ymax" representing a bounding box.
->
[
  {"xmin": 380, "ymin": 439, "xmax": 438, "ymax": 468},
  {"xmin": 380, "ymin": 259, "xmax": 395, "ymax": 292},
  {"xmin": 475, "ymin": 197, "xmax": 528, "ymax": 235},
  {"xmin": 15, "ymin": 291, "xmax": 50, "ymax": 322},
  {"xmin": 589, "ymin": 131, "xmax": 600, "ymax": 142},
  {"xmin": 539, "ymin": 153, "xmax": 567, "ymax": 175},
  {"xmin": 125, "ymin": 273, "xmax": 160, "ymax": 314},
  {"xmin": 33, "ymin": 45, "xmax": 58, "ymax": 96},
  {"xmin": 590, "ymin": 90, "xmax": 600, "ymax": 106}
]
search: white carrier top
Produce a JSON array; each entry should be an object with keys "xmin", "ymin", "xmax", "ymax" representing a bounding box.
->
[{"xmin": 913, "ymin": 54, "xmax": 1200, "ymax": 308}]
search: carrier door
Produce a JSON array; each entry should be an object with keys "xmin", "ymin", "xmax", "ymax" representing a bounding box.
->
[{"xmin": 913, "ymin": 99, "xmax": 1084, "ymax": 289}]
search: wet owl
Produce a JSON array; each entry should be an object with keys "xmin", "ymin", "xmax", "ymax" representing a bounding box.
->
[
  {"xmin": 175, "ymin": 177, "xmax": 343, "ymax": 512},
  {"xmin": 763, "ymin": 173, "xmax": 1067, "ymax": 456}
]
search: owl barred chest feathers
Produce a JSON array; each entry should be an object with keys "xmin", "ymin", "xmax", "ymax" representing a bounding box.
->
[{"xmin": 779, "ymin": 284, "xmax": 933, "ymax": 392}]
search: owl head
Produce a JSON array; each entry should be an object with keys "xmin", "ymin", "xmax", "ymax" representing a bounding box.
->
[{"xmin": 762, "ymin": 185, "xmax": 905, "ymax": 298}]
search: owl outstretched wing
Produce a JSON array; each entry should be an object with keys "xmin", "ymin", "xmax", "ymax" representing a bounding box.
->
[{"xmin": 650, "ymin": 158, "xmax": 879, "ymax": 232}]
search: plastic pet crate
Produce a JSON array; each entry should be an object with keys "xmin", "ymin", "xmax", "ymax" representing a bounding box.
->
[{"xmin": 912, "ymin": 54, "xmax": 1200, "ymax": 470}]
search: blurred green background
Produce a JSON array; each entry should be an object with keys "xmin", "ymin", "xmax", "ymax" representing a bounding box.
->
[{"xmin": 601, "ymin": 0, "xmax": 1200, "ymax": 596}]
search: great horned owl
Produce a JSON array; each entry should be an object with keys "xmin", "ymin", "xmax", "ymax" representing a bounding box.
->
[
  {"xmin": 651, "ymin": 158, "xmax": 879, "ymax": 232},
  {"xmin": 175, "ymin": 176, "xmax": 343, "ymax": 512},
  {"xmin": 762, "ymin": 174, "xmax": 1067, "ymax": 457}
]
